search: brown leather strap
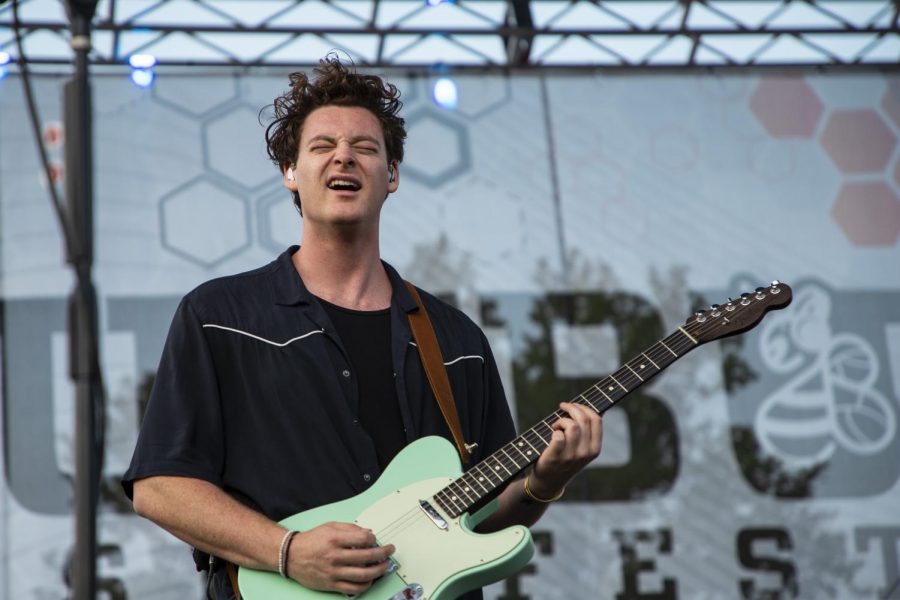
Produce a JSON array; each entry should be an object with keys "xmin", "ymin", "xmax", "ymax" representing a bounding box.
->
[
  {"xmin": 226, "ymin": 562, "xmax": 241, "ymax": 600},
  {"xmin": 404, "ymin": 281, "xmax": 471, "ymax": 464}
]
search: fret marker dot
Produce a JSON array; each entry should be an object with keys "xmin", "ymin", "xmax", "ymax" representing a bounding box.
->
[
  {"xmin": 608, "ymin": 386, "xmax": 614, "ymax": 391},
  {"xmin": 452, "ymin": 496, "xmax": 458, "ymax": 501},
  {"xmin": 479, "ymin": 477, "xmax": 484, "ymax": 481},
  {"xmin": 640, "ymin": 364, "xmax": 645, "ymax": 369},
  {"xmin": 465, "ymin": 487, "xmax": 470, "ymax": 492},
  {"xmin": 526, "ymin": 450, "xmax": 532, "ymax": 455},
  {"xmin": 494, "ymin": 465, "xmax": 501, "ymax": 470}
]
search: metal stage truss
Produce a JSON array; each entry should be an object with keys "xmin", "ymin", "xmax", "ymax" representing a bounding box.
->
[{"xmin": 1, "ymin": 0, "xmax": 899, "ymax": 70}]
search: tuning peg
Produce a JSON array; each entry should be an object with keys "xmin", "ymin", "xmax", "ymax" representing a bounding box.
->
[
  {"xmin": 740, "ymin": 293, "xmax": 751, "ymax": 306},
  {"xmin": 710, "ymin": 304, "xmax": 721, "ymax": 317},
  {"xmin": 694, "ymin": 311, "xmax": 707, "ymax": 323},
  {"xmin": 771, "ymin": 280, "xmax": 780, "ymax": 286}
]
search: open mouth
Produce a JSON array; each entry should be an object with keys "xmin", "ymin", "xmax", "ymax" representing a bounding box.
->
[{"xmin": 327, "ymin": 177, "xmax": 361, "ymax": 192}]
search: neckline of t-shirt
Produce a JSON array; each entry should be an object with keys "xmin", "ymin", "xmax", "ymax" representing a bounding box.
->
[{"xmin": 315, "ymin": 296, "xmax": 391, "ymax": 316}]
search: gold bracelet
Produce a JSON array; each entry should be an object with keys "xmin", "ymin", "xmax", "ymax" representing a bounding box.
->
[{"xmin": 523, "ymin": 473, "xmax": 565, "ymax": 503}]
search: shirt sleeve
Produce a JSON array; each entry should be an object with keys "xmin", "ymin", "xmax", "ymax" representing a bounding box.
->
[{"xmin": 121, "ymin": 296, "xmax": 225, "ymax": 499}]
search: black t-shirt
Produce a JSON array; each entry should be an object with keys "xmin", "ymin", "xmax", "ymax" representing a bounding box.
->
[{"xmin": 318, "ymin": 298, "xmax": 406, "ymax": 470}]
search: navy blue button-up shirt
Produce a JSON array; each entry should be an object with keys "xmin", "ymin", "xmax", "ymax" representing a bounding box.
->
[{"xmin": 123, "ymin": 246, "xmax": 516, "ymax": 527}]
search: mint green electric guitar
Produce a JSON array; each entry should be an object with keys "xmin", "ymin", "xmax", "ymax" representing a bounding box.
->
[{"xmin": 239, "ymin": 282, "xmax": 792, "ymax": 600}]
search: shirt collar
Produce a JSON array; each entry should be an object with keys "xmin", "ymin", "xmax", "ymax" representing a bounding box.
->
[{"xmin": 271, "ymin": 245, "xmax": 418, "ymax": 314}]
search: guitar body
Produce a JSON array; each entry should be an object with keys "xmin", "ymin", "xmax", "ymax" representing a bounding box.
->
[{"xmin": 238, "ymin": 436, "xmax": 535, "ymax": 600}]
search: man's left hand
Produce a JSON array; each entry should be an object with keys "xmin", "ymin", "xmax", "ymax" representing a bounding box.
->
[{"xmin": 528, "ymin": 402, "xmax": 602, "ymax": 499}]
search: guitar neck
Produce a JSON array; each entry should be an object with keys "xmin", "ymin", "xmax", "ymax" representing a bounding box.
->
[
  {"xmin": 432, "ymin": 324, "xmax": 701, "ymax": 518},
  {"xmin": 431, "ymin": 280, "xmax": 792, "ymax": 518}
]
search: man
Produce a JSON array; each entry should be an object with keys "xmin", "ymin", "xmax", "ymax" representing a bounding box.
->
[{"xmin": 123, "ymin": 56, "xmax": 602, "ymax": 599}]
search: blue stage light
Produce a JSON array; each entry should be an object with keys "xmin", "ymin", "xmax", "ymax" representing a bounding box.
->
[
  {"xmin": 0, "ymin": 51, "xmax": 10, "ymax": 66},
  {"xmin": 432, "ymin": 77, "xmax": 458, "ymax": 110},
  {"xmin": 128, "ymin": 54, "xmax": 157, "ymax": 69},
  {"xmin": 130, "ymin": 68, "xmax": 155, "ymax": 88},
  {"xmin": 0, "ymin": 67, "xmax": 7, "ymax": 81}
]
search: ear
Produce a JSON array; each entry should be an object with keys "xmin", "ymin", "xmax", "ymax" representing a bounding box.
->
[
  {"xmin": 387, "ymin": 160, "xmax": 399, "ymax": 194},
  {"xmin": 283, "ymin": 165, "xmax": 298, "ymax": 192}
]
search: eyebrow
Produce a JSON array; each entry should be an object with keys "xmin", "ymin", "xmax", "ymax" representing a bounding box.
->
[{"xmin": 306, "ymin": 135, "xmax": 382, "ymax": 146}]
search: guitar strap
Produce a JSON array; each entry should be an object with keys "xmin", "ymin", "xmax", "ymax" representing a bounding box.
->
[
  {"xmin": 404, "ymin": 281, "xmax": 473, "ymax": 465},
  {"xmin": 226, "ymin": 562, "xmax": 242, "ymax": 600}
]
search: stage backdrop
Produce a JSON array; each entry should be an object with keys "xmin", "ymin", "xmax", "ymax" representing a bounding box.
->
[{"xmin": 1, "ymin": 70, "xmax": 899, "ymax": 599}]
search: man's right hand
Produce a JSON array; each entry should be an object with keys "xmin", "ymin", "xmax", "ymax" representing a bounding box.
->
[{"xmin": 287, "ymin": 521, "xmax": 396, "ymax": 596}]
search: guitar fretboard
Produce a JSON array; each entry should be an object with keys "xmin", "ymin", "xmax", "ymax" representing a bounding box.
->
[{"xmin": 432, "ymin": 325, "xmax": 700, "ymax": 518}]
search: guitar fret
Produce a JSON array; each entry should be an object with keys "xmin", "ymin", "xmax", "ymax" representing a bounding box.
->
[
  {"xmin": 457, "ymin": 479, "xmax": 477, "ymax": 501},
  {"xmin": 609, "ymin": 374, "xmax": 628, "ymax": 393},
  {"xmin": 641, "ymin": 352, "xmax": 660, "ymax": 370},
  {"xmin": 593, "ymin": 383, "xmax": 614, "ymax": 404},
  {"xmin": 485, "ymin": 460, "xmax": 505, "ymax": 485},
  {"xmin": 678, "ymin": 326, "xmax": 698, "ymax": 345},
  {"xmin": 523, "ymin": 430, "xmax": 546, "ymax": 454},
  {"xmin": 451, "ymin": 479, "xmax": 476, "ymax": 503},
  {"xmin": 467, "ymin": 471, "xmax": 490, "ymax": 494},
  {"xmin": 434, "ymin": 494, "xmax": 455, "ymax": 515},
  {"xmin": 495, "ymin": 450, "xmax": 515, "ymax": 476},
  {"xmin": 443, "ymin": 486, "xmax": 467, "ymax": 511},
  {"xmin": 576, "ymin": 393, "xmax": 602, "ymax": 414},
  {"xmin": 658, "ymin": 340, "xmax": 678, "ymax": 357},
  {"xmin": 533, "ymin": 423, "xmax": 553, "ymax": 445},
  {"xmin": 516, "ymin": 437, "xmax": 540, "ymax": 459},
  {"xmin": 625, "ymin": 364, "xmax": 644, "ymax": 381},
  {"xmin": 474, "ymin": 464, "xmax": 496, "ymax": 490},
  {"xmin": 508, "ymin": 440, "xmax": 531, "ymax": 462}
]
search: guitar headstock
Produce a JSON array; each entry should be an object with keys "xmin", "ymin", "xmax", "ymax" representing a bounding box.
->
[{"xmin": 686, "ymin": 281, "xmax": 792, "ymax": 344}]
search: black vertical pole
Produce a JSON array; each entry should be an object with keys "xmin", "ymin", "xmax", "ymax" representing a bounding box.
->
[{"xmin": 64, "ymin": 1, "xmax": 100, "ymax": 598}]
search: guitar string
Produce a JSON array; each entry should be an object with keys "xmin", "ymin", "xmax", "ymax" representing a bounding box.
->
[
  {"xmin": 432, "ymin": 287, "xmax": 784, "ymax": 515},
  {"xmin": 374, "ymin": 288, "xmax": 784, "ymax": 529}
]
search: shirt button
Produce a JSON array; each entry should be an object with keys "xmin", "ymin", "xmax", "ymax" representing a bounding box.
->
[
  {"xmin": 363, "ymin": 473, "xmax": 372, "ymax": 482},
  {"xmin": 342, "ymin": 369, "xmax": 351, "ymax": 378}
]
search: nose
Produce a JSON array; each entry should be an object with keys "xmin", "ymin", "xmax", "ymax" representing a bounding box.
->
[{"xmin": 333, "ymin": 142, "xmax": 355, "ymax": 167}]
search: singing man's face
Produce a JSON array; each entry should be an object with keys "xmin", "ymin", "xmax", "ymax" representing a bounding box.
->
[{"xmin": 283, "ymin": 105, "xmax": 399, "ymax": 229}]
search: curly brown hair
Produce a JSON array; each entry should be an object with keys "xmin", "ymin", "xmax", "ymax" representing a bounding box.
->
[{"xmin": 265, "ymin": 55, "xmax": 407, "ymax": 214}]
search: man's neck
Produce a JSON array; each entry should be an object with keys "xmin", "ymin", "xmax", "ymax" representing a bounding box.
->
[{"xmin": 292, "ymin": 229, "xmax": 392, "ymax": 311}]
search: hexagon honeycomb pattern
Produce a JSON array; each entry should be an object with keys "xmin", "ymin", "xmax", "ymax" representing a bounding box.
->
[
  {"xmin": 831, "ymin": 181, "xmax": 900, "ymax": 247},
  {"xmin": 203, "ymin": 103, "xmax": 279, "ymax": 193},
  {"xmin": 401, "ymin": 108, "xmax": 471, "ymax": 187},
  {"xmin": 820, "ymin": 109, "xmax": 896, "ymax": 174},
  {"xmin": 160, "ymin": 175, "xmax": 252, "ymax": 267},
  {"xmin": 749, "ymin": 77, "xmax": 823, "ymax": 138}
]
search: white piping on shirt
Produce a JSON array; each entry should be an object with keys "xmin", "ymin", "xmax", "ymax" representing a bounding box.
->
[
  {"xmin": 202, "ymin": 324, "xmax": 325, "ymax": 347},
  {"xmin": 408, "ymin": 341, "xmax": 484, "ymax": 365}
]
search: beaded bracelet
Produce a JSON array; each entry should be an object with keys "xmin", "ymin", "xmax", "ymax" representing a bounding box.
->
[
  {"xmin": 523, "ymin": 473, "xmax": 565, "ymax": 503},
  {"xmin": 278, "ymin": 529, "xmax": 298, "ymax": 579}
]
